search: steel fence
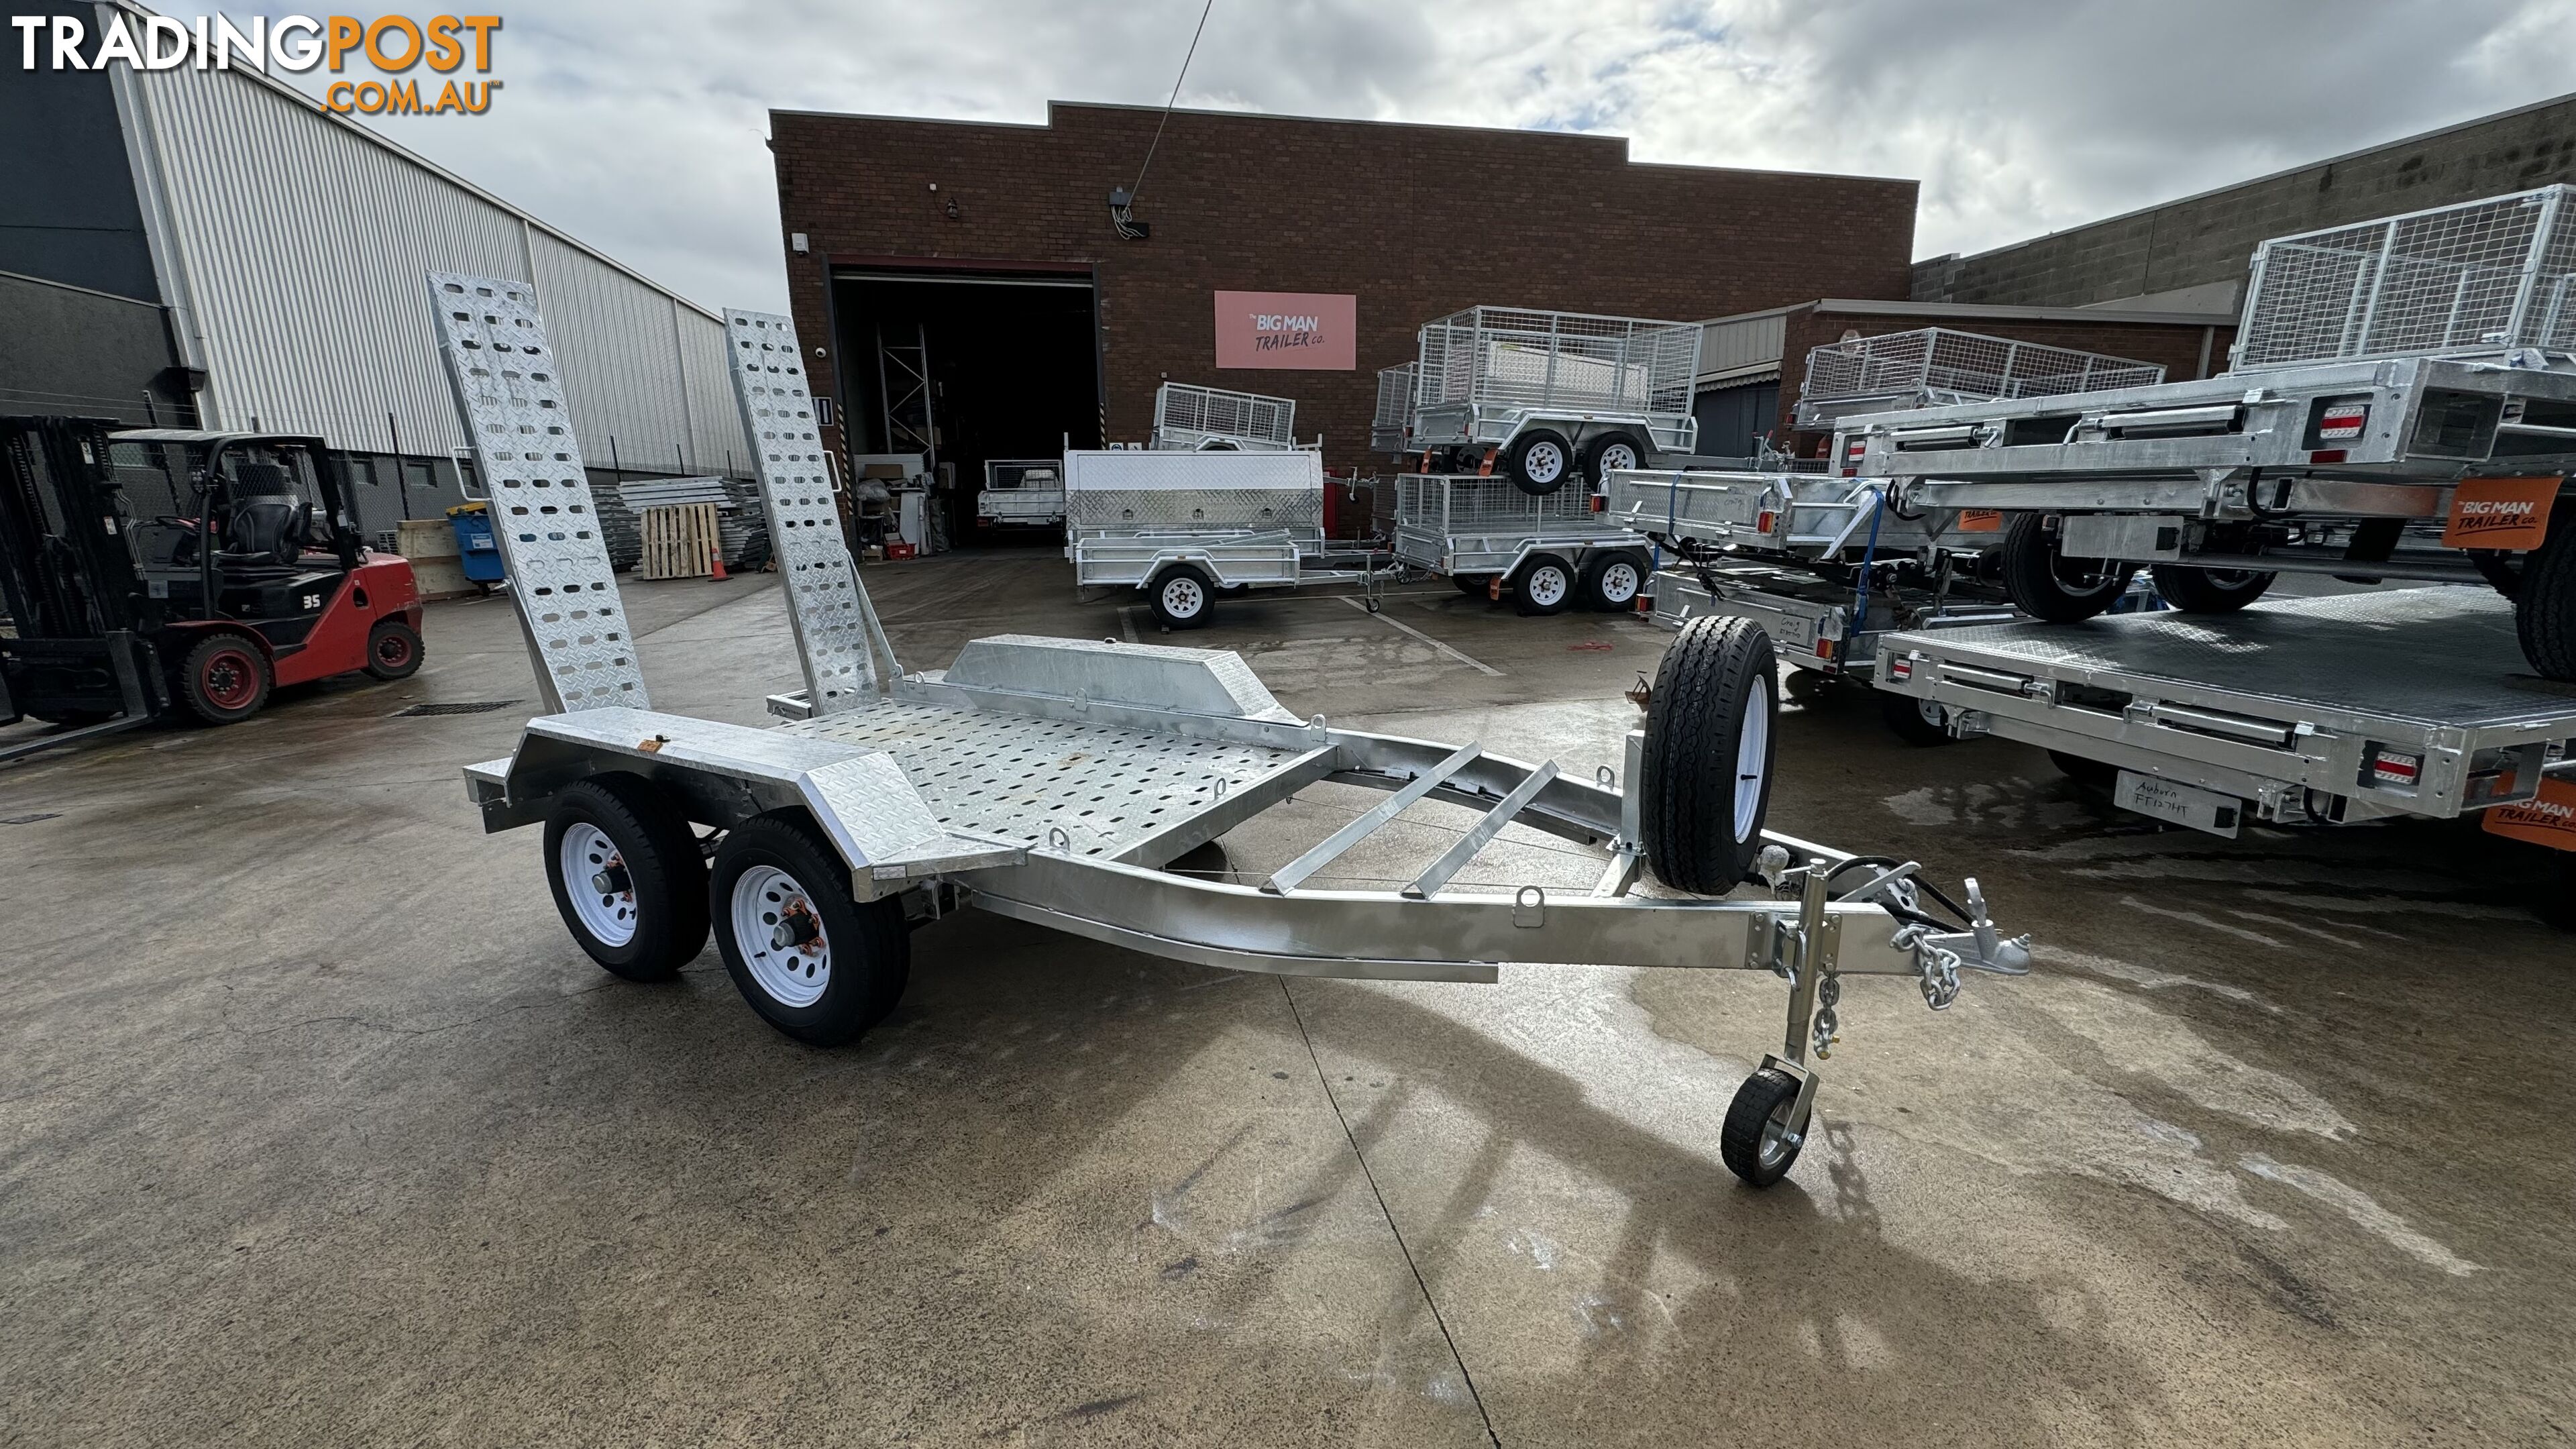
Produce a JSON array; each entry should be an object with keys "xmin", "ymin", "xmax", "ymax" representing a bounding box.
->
[
  {"xmin": 1799, "ymin": 327, "xmax": 2164, "ymax": 411},
  {"xmin": 2235, "ymin": 184, "xmax": 2576, "ymax": 368},
  {"xmin": 1415, "ymin": 307, "xmax": 1699, "ymax": 416}
]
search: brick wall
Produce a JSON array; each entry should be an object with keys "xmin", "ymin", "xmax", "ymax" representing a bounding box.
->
[
  {"xmin": 1914, "ymin": 94, "xmax": 2576, "ymax": 309},
  {"xmin": 769, "ymin": 102, "xmax": 1919, "ymax": 474}
]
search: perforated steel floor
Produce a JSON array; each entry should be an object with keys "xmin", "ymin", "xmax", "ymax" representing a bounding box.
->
[
  {"xmin": 782, "ymin": 702, "xmax": 1307, "ymax": 858},
  {"xmin": 1913, "ymin": 588, "xmax": 2576, "ymax": 727}
]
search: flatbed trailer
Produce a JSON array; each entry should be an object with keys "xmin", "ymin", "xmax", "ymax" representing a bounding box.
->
[
  {"xmin": 429, "ymin": 272, "xmax": 2033, "ymax": 1187},
  {"xmin": 1871, "ymin": 587, "xmax": 2576, "ymax": 914}
]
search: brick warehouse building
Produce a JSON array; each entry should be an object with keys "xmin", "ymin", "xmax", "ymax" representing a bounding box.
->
[{"xmin": 766, "ymin": 101, "xmax": 1919, "ymax": 499}]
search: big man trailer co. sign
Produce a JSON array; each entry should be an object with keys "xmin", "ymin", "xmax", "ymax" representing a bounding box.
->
[{"xmin": 1212, "ymin": 290, "xmax": 1356, "ymax": 370}]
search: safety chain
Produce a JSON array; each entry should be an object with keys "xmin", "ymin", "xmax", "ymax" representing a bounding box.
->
[
  {"xmin": 1811, "ymin": 971, "xmax": 1842, "ymax": 1059},
  {"xmin": 1894, "ymin": 923, "xmax": 1964, "ymax": 1010}
]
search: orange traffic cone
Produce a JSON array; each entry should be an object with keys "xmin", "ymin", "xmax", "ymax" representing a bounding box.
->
[{"xmin": 708, "ymin": 540, "xmax": 728, "ymax": 581}]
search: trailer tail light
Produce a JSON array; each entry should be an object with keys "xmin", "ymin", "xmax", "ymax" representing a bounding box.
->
[
  {"xmin": 2367, "ymin": 746, "xmax": 2423, "ymax": 788},
  {"xmin": 1887, "ymin": 656, "xmax": 1914, "ymax": 682},
  {"xmin": 1756, "ymin": 509, "xmax": 1780, "ymax": 535},
  {"xmin": 1815, "ymin": 638, "xmax": 1836, "ymax": 660},
  {"xmin": 1589, "ymin": 492, "xmax": 1605, "ymax": 513},
  {"xmin": 2318, "ymin": 402, "xmax": 2369, "ymax": 441},
  {"xmin": 1842, "ymin": 438, "xmax": 1866, "ymax": 477}
]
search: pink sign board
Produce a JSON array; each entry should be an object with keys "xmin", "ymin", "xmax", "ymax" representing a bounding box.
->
[{"xmin": 1212, "ymin": 290, "xmax": 1357, "ymax": 370}]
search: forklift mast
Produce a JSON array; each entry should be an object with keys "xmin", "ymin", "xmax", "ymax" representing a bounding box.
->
[{"xmin": 0, "ymin": 415, "xmax": 144, "ymax": 641}]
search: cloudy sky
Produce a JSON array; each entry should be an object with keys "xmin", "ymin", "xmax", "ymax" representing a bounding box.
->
[{"xmin": 166, "ymin": 0, "xmax": 2576, "ymax": 312}]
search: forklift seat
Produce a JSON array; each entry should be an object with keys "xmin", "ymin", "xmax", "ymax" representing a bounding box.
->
[{"xmin": 223, "ymin": 496, "xmax": 311, "ymax": 568}]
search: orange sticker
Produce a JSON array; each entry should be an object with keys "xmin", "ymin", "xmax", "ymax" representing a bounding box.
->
[
  {"xmin": 2482, "ymin": 775, "xmax": 2576, "ymax": 851},
  {"xmin": 2442, "ymin": 477, "xmax": 2563, "ymax": 551},
  {"xmin": 1955, "ymin": 508, "xmax": 2003, "ymax": 533}
]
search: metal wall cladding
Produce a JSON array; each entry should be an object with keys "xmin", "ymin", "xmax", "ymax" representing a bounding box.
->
[{"xmin": 122, "ymin": 62, "xmax": 747, "ymax": 472}]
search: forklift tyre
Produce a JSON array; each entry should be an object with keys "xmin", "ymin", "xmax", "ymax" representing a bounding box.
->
[
  {"xmin": 1880, "ymin": 692, "xmax": 1957, "ymax": 747},
  {"xmin": 2150, "ymin": 564, "xmax": 2275, "ymax": 614},
  {"xmin": 1503, "ymin": 429, "xmax": 1574, "ymax": 496},
  {"xmin": 1640, "ymin": 615, "xmax": 1777, "ymax": 894},
  {"xmin": 709, "ymin": 810, "xmax": 911, "ymax": 1046},
  {"xmin": 1148, "ymin": 564, "xmax": 1216, "ymax": 630},
  {"xmin": 2001, "ymin": 513, "xmax": 2129, "ymax": 623},
  {"xmin": 362, "ymin": 619, "xmax": 425, "ymax": 680},
  {"xmin": 177, "ymin": 633, "xmax": 271, "ymax": 724},
  {"xmin": 2516, "ymin": 508, "xmax": 2576, "ymax": 682},
  {"xmin": 542, "ymin": 773, "xmax": 711, "ymax": 982}
]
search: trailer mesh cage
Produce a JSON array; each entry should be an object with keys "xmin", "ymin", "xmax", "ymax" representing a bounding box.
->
[
  {"xmin": 1799, "ymin": 327, "xmax": 2165, "ymax": 413},
  {"xmin": 1393, "ymin": 474, "xmax": 1602, "ymax": 533},
  {"xmin": 1372, "ymin": 364, "xmax": 1418, "ymax": 451},
  {"xmin": 1151, "ymin": 382, "xmax": 1298, "ymax": 450},
  {"xmin": 1415, "ymin": 307, "xmax": 1699, "ymax": 416},
  {"xmin": 2235, "ymin": 184, "xmax": 2576, "ymax": 370}
]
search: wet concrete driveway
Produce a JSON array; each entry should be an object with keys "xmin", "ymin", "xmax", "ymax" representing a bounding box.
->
[{"xmin": 3, "ymin": 550, "xmax": 2570, "ymax": 1446}]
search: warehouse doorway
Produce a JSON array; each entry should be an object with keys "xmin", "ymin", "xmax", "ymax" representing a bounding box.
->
[{"xmin": 830, "ymin": 266, "xmax": 1102, "ymax": 548}]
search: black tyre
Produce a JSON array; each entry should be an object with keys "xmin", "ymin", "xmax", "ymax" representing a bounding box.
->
[
  {"xmin": 2516, "ymin": 509, "xmax": 2576, "ymax": 681},
  {"xmin": 1148, "ymin": 564, "xmax": 1216, "ymax": 630},
  {"xmin": 542, "ymin": 773, "xmax": 711, "ymax": 981},
  {"xmin": 1640, "ymin": 615, "xmax": 1777, "ymax": 894},
  {"xmin": 1719, "ymin": 1067, "xmax": 1810, "ymax": 1188},
  {"xmin": 2544, "ymin": 849, "xmax": 2576, "ymax": 932},
  {"xmin": 1513, "ymin": 553, "xmax": 1576, "ymax": 616},
  {"xmin": 1580, "ymin": 431, "xmax": 1648, "ymax": 487},
  {"xmin": 1880, "ymin": 692, "xmax": 1956, "ymax": 747},
  {"xmin": 2001, "ymin": 513, "xmax": 2128, "ymax": 623},
  {"xmin": 2151, "ymin": 564, "xmax": 2275, "ymax": 614},
  {"xmin": 1578, "ymin": 551, "xmax": 1647, "ymax": 612},
  {"xmin": 709, "ymin": 810, "xmax": 910, "ymax": 1046},
  {"xmin": 2048, "ymin": 751, "xmax": 2119, "ymax": 790},
  {"xmin": 1452, "ymin": 573, "xmax": 1496, "ymax": 599},
  {"xmin": 362, "ymin": 619, "xmax": 424, "ymax": 680},
  {"xmin": 1503, "ymin": 429, "xmax": 1575, "ymax": 496},
  {"xmin": 177, "ymin": 632, "xmax": 271, "ymax": 724}
]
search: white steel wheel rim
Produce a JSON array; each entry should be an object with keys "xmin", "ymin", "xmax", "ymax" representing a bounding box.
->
[
  {"xmin": 1524, "ymin": 441, "xmax": 1565, "ymax": 484},
  {"xmin": 1913, "ymin": 699, "xmax": 1945, "ymax": 729},
  {"xmin": 561, "ymin": 822, "xmax": 639, "ymax": 947},
  {"xmin": 1734, "ymin": 678, "xmax": 1772, "ymax": 842},
  {"xmin": 1599, "ymin": 560, "xmax": 1640, "ymax": 602},
  {"xmin": 1162, "ymin": 576, "xmax": 1205, "ymax": 619},
  {"xmin": 1600, "ymin": 443, "xmax": 1639, "ymax": 472},
  {"xmin": 1527, "ymin": 565, "xmax": 1570, "ymax": 607},
  {"xmin": 734, "ymin": 864, "xmax": 831, "ymax": 1007}
]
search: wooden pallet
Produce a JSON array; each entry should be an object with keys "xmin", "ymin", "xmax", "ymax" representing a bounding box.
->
[{"xmin": 638, "ymin": 501, "xmax": 722, "ymax": 580}]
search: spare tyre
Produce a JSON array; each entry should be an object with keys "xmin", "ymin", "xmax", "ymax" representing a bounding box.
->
[{"xmin": 1640, "ymin": 615, "xmax": 1778, "ymax": 894}]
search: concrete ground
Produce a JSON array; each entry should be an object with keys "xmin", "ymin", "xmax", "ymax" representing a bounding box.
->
[{"xmin": 4, "ymin": 548, "xmax": 2571, "ymax": 1447}]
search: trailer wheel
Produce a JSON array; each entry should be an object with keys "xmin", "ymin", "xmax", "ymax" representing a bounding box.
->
[
  {"xmin": 1579, "ymin": 551, "xmax": 1646, "ymax": 611},
  {"xmin": 2001, "ymin": 513, "xmax": 2128, "ymax": 623},
  {"xmin": 1513, "ymin": 553, "xmax": 1576, "ymax": 616},
  {"xmin": 362, "ymin": 619, "xmax": 424, "ymax": 680},
  {"xmin": 1452, "ymin": 573, "xmax": 1496, "ymax": 599},
  {"xmin": 543, "ymin": 774, "xmax": 710, "ymax": 981},
  {"xmin": 1879, "ymin": 692, "xmax": 1956, "ymax": 747},
  {"xmin": 177, "ymin": 633, "xmax": 270, "ymax": 724},
  {"xmin": 710, "ymin": 811, "xmax": 909, "ymax": 1046},
  {"xmin": 1720, "ymin": 1067, "xmax": 1809, "ymax": 1187},
  {"xmin": 1503, "ymin": 429, "xmax": 1574, "ymax": 496},
  {"xmin": 2516, "ymin": 511, "xmax": 2576, "ymax": 681},
  {"xmin": 1148, "ymin": 564, "xmax": 1215, "ymax": 630},
  {"xmin": 1640, "ymin": 615, "xmax": 1777, "ymax": 894},
  {"xmin": 1582, "ymin": 431, "xmax": 1647, "ymax": 486},
  {"xmin": 2151, "ymin": 564, "xmax": 2275, "ymax": 614}
]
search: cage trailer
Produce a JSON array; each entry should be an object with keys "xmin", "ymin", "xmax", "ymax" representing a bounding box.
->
[
  {"xmin": 1872, "ymin": 588, "xmax": 2576, "ymax": 924},
  {"xmin": 1838, "ymin": 185, "xmax": 2576, "ymax": 682},
  {"xmin": 1150, "ymin": 382, "xmax": 1308, "ymax": 453},
  {"xmin": 1407, "ymin": 307, "xmax": 1703, "ymax": 494},
  {"xmin": 431, "ymin": 274, "xmax": 2033, "ymax": 1187},
  {"xmin": 1388, "ymin": 473, "xmax": 1656, "ymax": 615}
]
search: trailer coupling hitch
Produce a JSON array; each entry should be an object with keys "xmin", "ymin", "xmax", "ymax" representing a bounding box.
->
[{"xmin": 1894, "ymin": 875, "xmax": 2031, "ymax": 1009}]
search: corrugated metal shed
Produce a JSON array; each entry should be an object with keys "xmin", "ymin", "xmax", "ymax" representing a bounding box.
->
[
  {"xmin": 104, "ymin": 19, "xmax": 747, "ymax": 474},
  {"xmin": 1693, "ymin": 305, "xmax": 1795, "ymax": 386}
]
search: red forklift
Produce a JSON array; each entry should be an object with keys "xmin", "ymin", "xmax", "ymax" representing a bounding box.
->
[{"xmin": 0, "ymin": 415, "xmax": 424, "ymax": 761}]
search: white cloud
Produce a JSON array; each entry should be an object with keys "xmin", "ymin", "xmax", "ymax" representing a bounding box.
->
[{"xmin": 157, "ymin": 1, "xmax": 2576, "ymax": 311}]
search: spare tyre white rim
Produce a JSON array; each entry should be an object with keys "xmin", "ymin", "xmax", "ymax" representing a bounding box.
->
[
  {"xmin": 1161, "ymin": 576, "xmax": 1205, "ymax": 619},
  {"xmin": 1524, "ymin": 441, "xmax": 1564, "ymax": 484},
  {"xmin": 1600, "ymin": 560, "xmax": 1640, "ymax": 602},
  {"xmin": 561, "ymin": 822, "xmax": 639, "ymax": 947},
  {"xmin": 1527, "ymin": 564, "xmax": 1569, "ymax": 607},
  {"xmin": 1735, "ymin": 676, "xmax": 1772, "ymax": 842},
  {"xmin": 735, "ymin": 863, "xmax": 830, "ymax": 1007}
]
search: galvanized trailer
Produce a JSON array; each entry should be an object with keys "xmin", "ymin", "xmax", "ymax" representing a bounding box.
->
[
  {"xmin": 1063, "ymin": 449, "xmax": 1342, "ymax": 629},
  {"xmin": 1390, "ymin": 474, "xmax": 1656, "ymax": 615},
  {"xmin": 1838, "ymin": 186, "xmax": 2576, "ymax": 678},
  {"xmin": 1870, "ymin": 588, "xmax": 2576, "ymax": 920},
  {"xmin": 975, "ymin": 459, "xmax": 1066, "ymax": 531},
  {"xmin": 1409, "ymin": 307, "xmax": 1703, "ymax": 494},
  {"xmin": 431, "ymin": 272, "xmax": 2030, "ymax": 1186},
  {"xmin": 1372, "ymin": 364, "xmax": 1418, "ymax": 456},
  {"xmin": 1792, "ymin": 327, "xmax": 2165, "ymax": 432},
  {"xmin": 1150, "ymin": 382, "xmax": 1305, "ymax": 453}
]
